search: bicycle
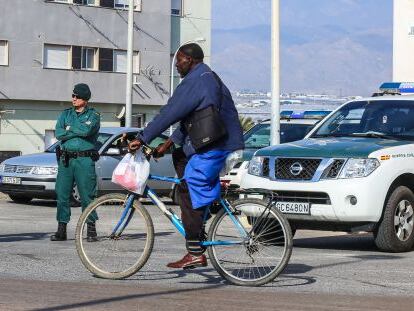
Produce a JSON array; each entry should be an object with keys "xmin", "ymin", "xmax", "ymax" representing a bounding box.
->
[{"xmin": 75, "ymin": 147, "xmax": 293, "ymax": 286}]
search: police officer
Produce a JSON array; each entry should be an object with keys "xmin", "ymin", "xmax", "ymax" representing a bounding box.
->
[
  {"xmin": 129, "ymin": 43, "xmax": 244, "ymax": 269},
  {"xmin": 51, "ymin": 83, "xmax": 100, "ymax": 242}
]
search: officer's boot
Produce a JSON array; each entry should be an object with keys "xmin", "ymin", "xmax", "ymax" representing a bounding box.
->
[
  {"xmin": 50, "ymin": 222, "xmax": 67, "ymax": 241},
  {"xmin": 87, "ymin": 222, "xmax": 98, "ymax": 242}
]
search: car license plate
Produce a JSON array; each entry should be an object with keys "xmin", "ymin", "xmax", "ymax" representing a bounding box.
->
[
  {"xmin": 276, "ymin": 201, "xmax": 310, "ymax": 215},
  {"xmin": 2, "ymin": 176, "xmax": 21, "ymax": 185}
]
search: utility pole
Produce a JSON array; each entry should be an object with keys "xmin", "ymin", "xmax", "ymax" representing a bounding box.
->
[
  {"xmin": 270, "ymin": 0, "xmax": 280, "ymax": 145},
  {"xmin": 125, "ymin": 0, "xmax": 134, "ymax": 127}
]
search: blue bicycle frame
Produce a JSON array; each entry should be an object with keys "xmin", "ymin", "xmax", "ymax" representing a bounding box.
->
[{"xmin": 112, "ymin": 174, "xmax": 249, "ymax": 247}]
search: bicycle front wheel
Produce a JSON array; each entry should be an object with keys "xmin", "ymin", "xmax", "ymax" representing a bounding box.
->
[
  {"xmin": 75, "ymin": 193, "xmax": 154, "ymax": 279},
  {"xmin": 208, "ymin": 198, "xmax": 292, "ymax": 286}
]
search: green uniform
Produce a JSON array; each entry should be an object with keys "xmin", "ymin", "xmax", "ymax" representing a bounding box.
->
[{"xmin": 55, "ymin": 106, "xmax": 100, "ymax": 223}]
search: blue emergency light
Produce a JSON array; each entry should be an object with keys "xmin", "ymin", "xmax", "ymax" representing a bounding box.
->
[{"xmin": 379, "ymin": 82, "xmax": 414, "ymax": 94}]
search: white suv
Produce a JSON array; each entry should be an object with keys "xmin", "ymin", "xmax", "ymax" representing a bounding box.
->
[
  {"xmin": 242, "ymin": 95, "xmax": 414, "ymax": 252},
  {"xmin": 222, "ymin": 111, "xmax": 330, "ymax": 187}
]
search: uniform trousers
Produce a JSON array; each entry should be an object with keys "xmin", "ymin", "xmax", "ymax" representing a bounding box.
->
[{"xmin": 56, "ymin": 156, "xmax": 98, "ymax": 223}]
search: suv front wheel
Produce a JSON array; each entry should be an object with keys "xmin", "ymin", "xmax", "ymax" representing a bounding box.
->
[{"xmin": 374, "ymin": 186, "xmax": 414, "ymax": 252}]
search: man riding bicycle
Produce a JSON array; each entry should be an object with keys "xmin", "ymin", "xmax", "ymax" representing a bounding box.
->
[{"xmin": 129, "ymin": 43, "xmax": 244, "ymax": 269}]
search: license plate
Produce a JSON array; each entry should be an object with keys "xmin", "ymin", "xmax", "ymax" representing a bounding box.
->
[
  {"xmin": 276, "ymin": 201, "xmax": 310, "ymax": 215},
  {"xmin": 2, "ymin": 176, "xmax": 21, "ymax": 185}
]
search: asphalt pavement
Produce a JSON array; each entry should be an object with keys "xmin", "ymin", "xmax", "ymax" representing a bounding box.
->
[{"xmin": 1, "ymin": 197, "xmax": 413, "ymax": 310}]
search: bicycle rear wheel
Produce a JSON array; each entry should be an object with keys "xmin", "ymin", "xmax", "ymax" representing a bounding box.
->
[
  {"xmin": 208, "ymin": 198, "xmax": 292, "ymax": 286},
  {"xmin": 75, "ymin": 193, "xmax": 154, "ymax": 279}
]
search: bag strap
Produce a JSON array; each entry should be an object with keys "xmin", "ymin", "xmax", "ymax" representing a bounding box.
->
[{"xmin": 212, "ymin": 71, "xmax": 224, "ymax": 111}]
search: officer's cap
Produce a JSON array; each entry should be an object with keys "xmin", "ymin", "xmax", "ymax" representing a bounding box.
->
[{"xmin": 73, "ymin": 83, "xmax": 91, "ymax": 101}]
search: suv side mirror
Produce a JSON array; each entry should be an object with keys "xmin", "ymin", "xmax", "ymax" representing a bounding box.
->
[{"xmin": 105, "ymin": 148, "xmax": 121, "ymax": 156}]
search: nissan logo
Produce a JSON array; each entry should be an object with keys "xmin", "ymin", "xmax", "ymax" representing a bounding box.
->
[{"xmin": 289, "ymin": 162, "xmax": 303, "ymax": 176}]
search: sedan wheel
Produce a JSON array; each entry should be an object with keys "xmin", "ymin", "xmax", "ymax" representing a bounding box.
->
[
  {"xmin": 9, "ymin": 194, "xmax": 33, "ymax": 204},
  {"xmin": 71, "ymin": 185, "xmax": 81, "ymax": 207}
]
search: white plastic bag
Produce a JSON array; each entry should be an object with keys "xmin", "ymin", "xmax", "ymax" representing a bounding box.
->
[
  {"xmin": 220, "ymin": 149, "xmax": 243, "ymax": 176},
  {"xmin": 111, "ymin": 151, "xmax": 150, "ymax": 194}
]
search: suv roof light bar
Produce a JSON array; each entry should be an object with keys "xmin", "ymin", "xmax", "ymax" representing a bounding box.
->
[{"xmin": 377, "ymin": 82, "xmax": 414, "ymax": 96}]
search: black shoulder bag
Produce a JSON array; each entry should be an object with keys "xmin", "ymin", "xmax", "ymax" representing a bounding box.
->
[{"xmin": 184, "ymin": 72, "xmax": 228, "ymax": 152}]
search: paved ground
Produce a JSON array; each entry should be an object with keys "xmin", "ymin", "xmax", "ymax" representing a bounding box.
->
[{"xmin": 1, "ymin": 197, "xmax": 414, "ymax": 310}]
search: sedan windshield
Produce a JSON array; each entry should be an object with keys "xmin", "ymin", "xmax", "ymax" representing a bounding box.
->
[
  {"xmin": 312, "ymin": 100, "xmax": 414, "ymax": 141},
  {"xmin": 244, "ymin": 123, "xmax": 314, "ymax": 148},
  {"xmin": 45, "ymin": 133, "xmax": 112, "ymax": 152}
]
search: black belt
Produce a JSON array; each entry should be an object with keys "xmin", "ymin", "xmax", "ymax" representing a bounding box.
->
[{"xmin": 62, "ymin": 150, "xmax": 97, "ymax": 158}]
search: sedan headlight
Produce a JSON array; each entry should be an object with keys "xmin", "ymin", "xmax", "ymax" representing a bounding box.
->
[
  {"xmin": 32, "ymin": 166, "xmax": 58, "ymax": 175},
  {"xmin": 338, "ymin": 158, "xmax": 380, "ymax": 179},
  {"xmin": 248, "ymin": 156, "xmax": 265, "ymax": 176}
]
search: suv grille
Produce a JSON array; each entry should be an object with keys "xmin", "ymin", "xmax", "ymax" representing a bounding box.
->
[
  {"xmin": 272, "ymin": 191, "xmax": 331, "ymax": 205},
  {"xmin": 322, "ymin": 159, "xmax": 345, "ymax": 179},
  {"xmin": 275, "ymin": 158, "xmax": 321, "ymax": 180},
  {"xmin": 263, "ymin": 157, "xmax": 270, "ymax": 177},
  {"xmin": 4, "ymin": 165, "xmax": 34, "ymax": 174}
]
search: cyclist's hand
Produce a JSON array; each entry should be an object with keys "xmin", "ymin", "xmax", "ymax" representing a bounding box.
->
[
  {"xmin": 153, "ymin": 144, "xmax": 166, "ymax": 159},
  {"xmin": 153, "ymin": 139, "xmax": 174, "ymax": 159},
  {"xmin": 128, "ymin": 139, "xmax": 142, "ymax": 152}
]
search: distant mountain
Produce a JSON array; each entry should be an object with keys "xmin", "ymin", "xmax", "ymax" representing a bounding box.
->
[{"xmin": 212, "ymin": 0, "xmax": 393, "ymax": 96}]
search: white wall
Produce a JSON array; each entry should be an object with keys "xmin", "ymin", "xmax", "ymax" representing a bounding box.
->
[{"xmin": 393, "ymin": 0, "xmax": 414, "ymax": 81}]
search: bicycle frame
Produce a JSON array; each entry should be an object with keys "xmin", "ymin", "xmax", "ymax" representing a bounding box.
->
[{"xmin": 114, "ymin": 174, "xmax": 249, "ymax": 247}]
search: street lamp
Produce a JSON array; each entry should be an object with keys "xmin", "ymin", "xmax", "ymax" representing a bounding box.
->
[
  {"xmin": 270, "ymin": 0, "xmax": 280, "ymax": 145},
  {"xmin": 170, "ymin": 37, "xmax": 206, "ymax": 96},
  {"xmin": 125, "ymin": 0, "xmax": 135, "ymax": 127}
]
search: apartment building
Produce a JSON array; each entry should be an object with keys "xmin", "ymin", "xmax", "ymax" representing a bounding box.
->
[{"xmin": 0, "ymin": 0, "xmax": 211, "ymax": 158}]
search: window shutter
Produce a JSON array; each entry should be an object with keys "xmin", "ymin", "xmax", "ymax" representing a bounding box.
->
[
  {"xmin": 44, "ymin": 45, "xmax": 70, "ymax": 69},
  {"xmin": 72, "ymin": 46, "xmax": 81, "ymax": 69},
  {"xmin": 100, "ymin": 0, "xmax": 114, "ymax": 8},
  {"xmin": 113, "ymin": 50, "xmax": 127, "ymax": 73},
  {"xmin": 0, "ymin": 41, "xmax": 7, "ymax": 66},
  {"xmin": 99, "ymin": 48, "xmax": 113, "ymax": 71}
]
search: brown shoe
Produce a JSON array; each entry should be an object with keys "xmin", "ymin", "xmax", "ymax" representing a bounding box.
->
[{"xmin": 167, "ymin": 253, "xmax": 207, "ymax": 269}]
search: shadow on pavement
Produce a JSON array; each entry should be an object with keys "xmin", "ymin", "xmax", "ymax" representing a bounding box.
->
[
  {"xmin": 293, "ymin": 232, "xmax": 379, "ymax": 252},
  {"xmin": 0, "ymin": 232, "xmax": 51, "ymax": 242}
]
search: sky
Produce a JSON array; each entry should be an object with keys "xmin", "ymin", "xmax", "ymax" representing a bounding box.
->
[{"xmin": 211, "ymin": 0, "xmax": 393, "ymax": 96}]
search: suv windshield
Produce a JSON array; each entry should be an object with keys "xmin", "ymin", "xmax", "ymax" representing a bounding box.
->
[
  {"xmin": 244, "ymin": 123, "xmax": 314, "ymax": 148},
  {"xmin": 312, "ymin": 100, "xmax": 414, "ymax": 141},
  {"xmin": 45, "ymin": 133, "xmax": 113, "ymax": 152}
]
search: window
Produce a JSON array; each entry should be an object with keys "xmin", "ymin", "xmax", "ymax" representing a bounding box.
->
[
  {"xmin": 43, "ymin": 44, "xmax": 70, "ymax": 69},
  {"xmin": 409, "ymin": 26, "xmax": 414, "ymax": 36},
  {"xmin": 72, "ymin": 0, "xmax": 96, "ymax": 5},
  {"xmin": 171, "ymin": 0, "xmax": 182, "ymax": 15},
  {"xmin": 113, "ymin": 50, "xmax": 139, "ymax": 73},
  {"xmin": 45, "ymin": 44, "xmax": 137, "ymax": 73},
  {"xmin": 114, "ymin": 0, "xmax": 141, "ymax": 11},
  {"xmin": 0, "ymin": 40, "xmax": 8, "ymax": 66},
  {"xmin": 81, "ymin": 47, "xmax": 96, "ymax": 70}
]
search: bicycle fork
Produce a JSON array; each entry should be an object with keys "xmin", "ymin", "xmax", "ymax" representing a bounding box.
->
[{"xmin": 110, "ymin": 193, "xmax": 136, "ymax": 238}]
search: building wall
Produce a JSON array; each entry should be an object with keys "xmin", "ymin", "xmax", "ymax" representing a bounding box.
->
[
  {"xmin": 0, "ymin": 0, "xmax": 171, "ymax": 155},
  {"xmin": 393, "ymin": 0, "xmax": 414, "ymax": 81},
  {"xmin": 0, "ymin": 0, "xmax": 171, "ymax": 105},
  {"xmin": 171, "ymin": 0, "xmax": 212, "ymax": 90},
  {"xmin": 0, "ymin": 0, "xmax": 212, "ymax": 156}
]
